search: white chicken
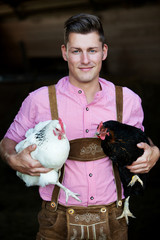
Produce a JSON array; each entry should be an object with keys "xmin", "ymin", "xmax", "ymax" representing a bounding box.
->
[{"xmin": 15, "ymin": 118, "xmax": 81, "ymax": 203}]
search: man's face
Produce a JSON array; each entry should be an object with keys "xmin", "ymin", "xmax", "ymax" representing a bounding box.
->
[{"xmin": 61, "ymin": 32, "xmax": 108, "ymax": 85}]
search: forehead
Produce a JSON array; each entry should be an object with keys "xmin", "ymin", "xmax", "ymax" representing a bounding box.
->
[{"xmin": 67, "ymin": 32, "xmax": 102, "ymax": 48}]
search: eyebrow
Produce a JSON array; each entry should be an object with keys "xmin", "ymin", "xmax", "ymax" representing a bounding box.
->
[{"xmin": 70, "ymin": 47, "xmax": 99, "ymax": 50}]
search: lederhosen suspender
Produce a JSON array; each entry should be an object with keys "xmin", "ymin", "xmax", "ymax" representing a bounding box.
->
[{"xmin": 48, "ymin": 85, "xmax": 123, "ymax": 210}]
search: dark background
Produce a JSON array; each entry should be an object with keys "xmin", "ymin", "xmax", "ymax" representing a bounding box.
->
[{"xmin": 0, "ymin": 0, "xmax": 160, "ymax": 239}]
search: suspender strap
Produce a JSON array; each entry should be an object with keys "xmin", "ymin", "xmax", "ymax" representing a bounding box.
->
[
  {"xmin": 50, "ymin": 165, "xmax": 65, "ymax": 210},
  {"xmin": 113, "ymin": 163, "xmax": 122, "ymax": 207},
  {"xmin": 48, "ymin": 85, "xmax": 59, "ymax": 119},
  {"xmin": 48, "ymin": 85, "xmax": 60, "ymax": 210},
  {"xmin": 115, "ymin": 85, "xmax": 123, "ymax": 123},
  {"xmin": 48, "ymin": 84, "xmax": 123, "ymax": 209},
  {"xmin": 113, "ymin": 85, "xmax": 123, "ymax": 206}
]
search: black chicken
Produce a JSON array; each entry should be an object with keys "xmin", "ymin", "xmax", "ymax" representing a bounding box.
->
[{"xmin": 96, "ymin": 120, "xmax": 150, "ymax": 224}]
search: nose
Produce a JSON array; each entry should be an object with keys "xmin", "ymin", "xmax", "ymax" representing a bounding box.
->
[{"xmin": 81, "ymin": 51, "xmax": 90, "ymax": 65}]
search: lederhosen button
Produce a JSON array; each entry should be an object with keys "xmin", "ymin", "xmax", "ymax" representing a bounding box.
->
[
  {"xmin": 68, "ymin": 209, "xmax": 75, "ymax": 215},
  {"xmin": 117, "ymin": 200, "xmax": 122, "ymax": 207},
  {"xmin": 101, "ymin": 207, "xmax": 107, "ymax": 213},
  {"xmin": 51, "ymin": 201, "xmax": 56, "ymax": 208}
]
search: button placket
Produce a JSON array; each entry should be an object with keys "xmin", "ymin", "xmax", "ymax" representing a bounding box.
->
[
  {"xmin": 83, "ymin": 104, "xmax": 91, "ymax": 137},
  {"xmin": 87, "ymin": 160, "xmax": 96, "ymax": 205}
]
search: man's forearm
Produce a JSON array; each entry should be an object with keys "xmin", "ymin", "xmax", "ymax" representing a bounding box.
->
[{"xmin": 0, "ymin": 138, "xmax": 17, "ymax": 167}]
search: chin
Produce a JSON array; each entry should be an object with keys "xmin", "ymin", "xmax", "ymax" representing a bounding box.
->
[{"xmin": 77, "ymin": 73, "xmax": 98, "ymax": 83}]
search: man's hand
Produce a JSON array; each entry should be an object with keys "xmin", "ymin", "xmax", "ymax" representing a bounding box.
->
[
  {"xmin": 0, "ymin": 138, "xmax": 51, "ymax": 176},
  {"xmin": 12, "ymin": 144, "xmax": 51, "ymax": 176},
  {"xmin": 127, "ymin": 142, "xmax": 160, "ymax": 174}
]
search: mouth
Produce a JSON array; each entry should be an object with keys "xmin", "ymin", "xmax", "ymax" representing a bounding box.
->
[{"xmin": 78, "ymin": 66, "xmax": 94, "ymax": 72}]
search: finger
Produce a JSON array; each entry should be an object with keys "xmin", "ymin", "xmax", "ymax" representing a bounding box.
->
[
  {"xmin": 29, "ymin": 167, "xmax": 52, "ymax": 176},
  {"xmin": 129, "ymin": 167, "xmax": 149, "ymax": 174},
  {"xmin": 24, "ymin": 144, "xmax": 37, "ymax": 154},
  {"xmin": 137, "ymin": 142, "xmax": 150, "ymax": 150},
  {"xmin": 127, "ymin": 163, "xmax": 146, "ymax": 171},
  {"xmin": 28, "ymin": 159, "xmax": 46, "ymax": 169},
  {"xmin": 126, "ymin": 160, "xmax": 150, "ymax": 173},
  {"xmin": 127, "ymin": 157, "xmax": 147, "ymax": 168}
]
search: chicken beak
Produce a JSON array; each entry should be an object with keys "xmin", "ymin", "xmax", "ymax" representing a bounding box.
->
[
  {"xmin": 95, "ymin": 132, "xmax": 100, "ymax": 138},
  {"xmin": 95, "ymin": 121, "xmax": 103, "ymax": 138}
]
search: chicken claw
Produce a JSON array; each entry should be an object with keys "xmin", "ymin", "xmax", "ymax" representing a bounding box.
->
[
  {"xmin": 128, "ymin": 175, "xmax": 143, "ymax": 187},
  {"xmin": 64, "ymin": 189, "xmax": 81, "ymax": 203},
  {"xmin": 117, "ymin": 196, "xmax": 135, "ymax": 224},
  {"xmin": 56, "ymin": 182, "xmax": 81, "ymax": 203}
]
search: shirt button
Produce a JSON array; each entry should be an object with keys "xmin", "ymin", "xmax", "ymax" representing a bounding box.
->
[
  {"xmin": 86, "ymin": 107, "xmax": 89, "ymax": 111},
  {"xmin": 86, "ymin": 129, "xmax": 89, "ymax": 133},
  {"xmin": 89, "ymin": 173, "xmax": 93, "ymax": 177},
  {"xmin": 90, "ymin": 196, "xmax": 94, "ymax": 200},
  {"xmin": 78, "ymin": 90, "xmax": 82, "ymax": 94}
]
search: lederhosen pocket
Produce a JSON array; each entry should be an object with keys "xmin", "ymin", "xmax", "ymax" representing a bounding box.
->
[
  {"xmin": 66, "ymin": 202, "xmax": 128, "ymax": 240},
  {"xmin": 66, "ymin": 205, "xmax": 111, "ymax": 240},
  {"xmin": 37, "ymin": 201, "xmax": 68, "ymax": 240}
]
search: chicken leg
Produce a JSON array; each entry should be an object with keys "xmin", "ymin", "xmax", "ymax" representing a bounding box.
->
[
  {"xmin": 56, "ymin": 182, "xmax": 81, "ymax": 203},
  {"xmin": 39, "ymin": 170, "xmax": 81, "ymax": 203},
  {"xmin": 117, "ymin": 196, "xmax": 135, "ymax": 224},
  {"xmin": 128, "ymin": 175, "xmax": 143, "ymax": 187}
]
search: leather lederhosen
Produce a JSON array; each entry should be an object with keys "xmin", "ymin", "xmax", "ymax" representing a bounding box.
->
[{"xmin": 36, "ymin": 85, "xmax": 128, "ymax": 240}]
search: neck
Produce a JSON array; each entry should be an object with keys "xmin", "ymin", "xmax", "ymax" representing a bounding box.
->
[{"xmin": 69, "ymin": 77, "xmax": 101, "ymax": 104}]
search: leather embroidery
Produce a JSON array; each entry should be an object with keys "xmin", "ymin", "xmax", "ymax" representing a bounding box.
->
[
  {"xmin": 80, "ymin": 143, "xmax": 103, "ymax": 156},
  {"xmin": 75, "ymin": 213, "xmax": 100, "ymax": 223}
]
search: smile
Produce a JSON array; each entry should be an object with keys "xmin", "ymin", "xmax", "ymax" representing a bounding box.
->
[{"xmin": 78, "ymin": 67, "xmax": 94, "ymax": 72}]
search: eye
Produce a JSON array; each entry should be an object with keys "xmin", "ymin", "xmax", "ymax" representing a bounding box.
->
[
  {"xmin": 72, "ymin": 49, "xmax": 80, "ymax": 54},
  {"xmin": 90, "ymin": 49, "xmax": 96, "ymax": 53}
]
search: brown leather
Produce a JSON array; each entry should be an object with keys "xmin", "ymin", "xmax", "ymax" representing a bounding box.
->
[
  {"xmin": 48, "ymin": 84, "xmax": 60, "ymax": 211},
  {"xmin": 112, "ymin": 163, "xmax": 122, "ymax": 205},
  {"xmin": 115, "ymin": 85, "xmax": 123, "ymax": 123},
  {"xmin": 36, "ymin": 201, "xmax": 128, "ymax": 240},
  {"xmin": 50, "ymin": 165, "xmax": 65, "ymax": 211},
  {"xmin": 69, "ymin": 137, "xmax": 106, "ymax": 161},
  {"xmin": 48, "ymin": 84, "xmax": 59, "ymax": 119}
]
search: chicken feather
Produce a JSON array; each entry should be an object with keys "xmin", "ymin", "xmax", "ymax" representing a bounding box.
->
[
  {"xmin": 15, "ymin": 119, "xmax": 81, "ymax": 203},
  {"xmin": 96, "ymin": 120, "xmax": 149, "ymax": 224}
]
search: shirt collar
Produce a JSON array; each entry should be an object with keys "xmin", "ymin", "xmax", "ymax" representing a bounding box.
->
[{"xmin": 64, "ymin": 76, "xmax": 105, "ymax": 101}]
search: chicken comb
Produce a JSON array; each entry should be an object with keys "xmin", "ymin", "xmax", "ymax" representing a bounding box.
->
[{"xmin": 58, "ymin": 118, "xmax": 65, "ymax": 134}]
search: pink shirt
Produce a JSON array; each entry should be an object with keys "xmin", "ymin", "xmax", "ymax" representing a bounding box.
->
[{"xmin": 5, "ymin": 77, "xmax": 144, "ymax": 206}]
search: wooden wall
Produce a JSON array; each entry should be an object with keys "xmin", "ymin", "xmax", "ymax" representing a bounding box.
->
[{"xmin": 0, "ymin": 4, "xmax": 159, "ymax": 83}]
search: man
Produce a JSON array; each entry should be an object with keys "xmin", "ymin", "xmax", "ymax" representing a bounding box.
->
[{"xmin": 0, "ymin": 13, "xmax": 159, "ymax": 240}]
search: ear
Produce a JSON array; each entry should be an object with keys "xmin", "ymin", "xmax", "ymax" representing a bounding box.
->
[
  {"xmin": 102, "ymin": 44, "xmax": 108, "ymax": 61},
  {"xmin": 61, "ymin": 44, "xmax": 68, "ymax": 61}
]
